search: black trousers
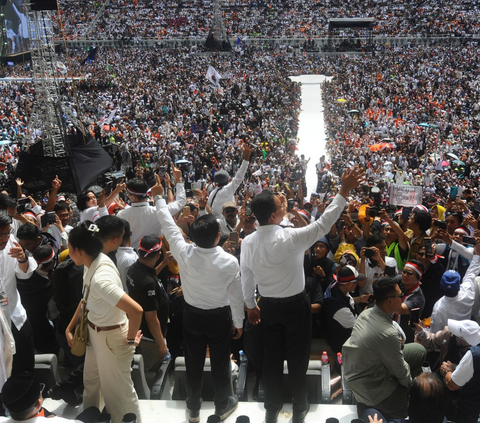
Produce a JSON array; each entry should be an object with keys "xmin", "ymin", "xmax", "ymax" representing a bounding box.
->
[
  {"xmin": 183, "ymin": 303, "xmax": 233, "ymax": 411},
  {"xmin": 259, "ymin": 292, "xmax": 311, "ymax": 414},
  {"xmin": 11, "ymin": 319, "xmax": 35, "ymax": 375}
]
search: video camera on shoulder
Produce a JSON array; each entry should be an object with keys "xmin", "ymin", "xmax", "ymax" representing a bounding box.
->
[{"xmin": 367, "ymin": 186, "xmax": 382, "ymax": 218}]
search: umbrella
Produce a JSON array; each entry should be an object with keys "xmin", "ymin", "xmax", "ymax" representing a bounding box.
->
[
  {"xmin": 441, "ymin": 161, "xmax": 449, "ymax": 167},
  {"xmin": 453, "ymin": 160, "xmax": 465, "ymax": 166},
  {"xmin": 337, "ymin": 98, "xmax": 347, "ymax": 103},
  {"xmin": 447, "ymin": 152, "xmax": 459, "ymax": 160},
  {"xmin": 368, "ymin": 144, "xmax": 385, "ymax": 151},
  {"xmin": 175, "ymin": 159, "xmax": 191, "ymax": 165},
  {"xmin": 381, "ymin": 137, "xmax": 392, "ymax": 142},
  {"xmin": 383, "ymin": 161, "xmax": 393, "ymax": 166},
  {"xmin": 429, "ymin": 124, "xmax": 439, "ymax": 128},
  {"xmin": 419, "ymin": 123, "xmax": 430, "ymax": 127},
  {"xmin": 0, "ymin": 140, "xmax": 11, "ymax": 145},
  {"xmin": 348, "ymin": 109, "xmax": 360, "ymax": 114},
  {"xmin": 380, "ymin": 142, "xmax": 393, "ymax": 149}
]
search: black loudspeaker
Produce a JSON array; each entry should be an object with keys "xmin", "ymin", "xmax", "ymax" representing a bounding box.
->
[
  {"xmin": 30, "ymin": 0, "xmax": 57, "ymax": 10},
  {"xmin": 0, "ymin": 0, "xmax": 7, "ymax": 7}
]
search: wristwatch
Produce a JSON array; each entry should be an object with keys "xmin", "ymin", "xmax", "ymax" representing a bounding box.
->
[
  {"xmin": 127, "ymin": 339, "xmax": 136, "ymax": 345},
  {"xmin": 153, "ymin": 195, "xmax": 163, "ymax": 202}
]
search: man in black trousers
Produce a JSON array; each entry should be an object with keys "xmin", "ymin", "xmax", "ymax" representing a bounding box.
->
[{"xmin": 241, "ymin": 166, "xmax": 364, "ymax": 423}]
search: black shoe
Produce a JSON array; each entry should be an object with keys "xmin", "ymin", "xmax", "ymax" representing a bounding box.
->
[
  {"xmin": 45, "ymin": 384, "xmax": 83, "ymax": 406},
  {"xmin": 215, "ymin": 396, "xmax": 238, "ymax": 421},
  {"xmin": 265, "ymin": 410, "xmax": 279, "ymax": 423},
  {"xmin": 186, "ymin": 408, "xmax": 200, "ymax": 423},
  {"xmin": 292, "ymin": 404, "xmax": 310, "ymax": 423}
]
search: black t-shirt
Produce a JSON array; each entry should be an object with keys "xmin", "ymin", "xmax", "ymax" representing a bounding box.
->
[{"xmin": 126, "ymin": 261, "xmax": 169, "ymax": 340}]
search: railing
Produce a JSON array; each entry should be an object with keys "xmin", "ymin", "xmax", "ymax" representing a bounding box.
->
[{"xmin": 60, "ymin": 35, "xmax": 480, "ymax": 51}]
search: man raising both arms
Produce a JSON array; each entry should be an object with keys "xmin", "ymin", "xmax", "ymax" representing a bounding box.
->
[{"xmin": 241, "ymin": 166, "xmax": 365, "ymax": 423}]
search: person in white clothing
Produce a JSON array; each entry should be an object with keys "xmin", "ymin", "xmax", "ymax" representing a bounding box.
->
[
  {"xmin": 0, "ymin": 213, "xmax": 37, "ymax": 375},
  {"xmin": 154, "ymin": 169, "xmax": 244, "ymax": 423},
  {"xmin": 115, "ymin": 220, "xmax": 137, "ymax": 292},
  {"xmin": 117, "ymin": 173, "xmax": 185, "ymax": 248},
  {"xmin": 241, "ymin": 166, "xmax": 364, "ymax": 423},
  {"xmin": 65, "ymin": 222, "xmax": 143, "ymax": 423},
  {"xmin": 207, "ymin": 145, "xmax": 252, "ymax": 217},
  {"xmin": 430, "ymin": 249, "xmax": 480, "ymax": 333}
]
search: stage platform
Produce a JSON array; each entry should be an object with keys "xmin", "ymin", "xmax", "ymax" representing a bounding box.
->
[{"xmin": 44, "ymin": 399, "xmax": 358, "ymax": 422}]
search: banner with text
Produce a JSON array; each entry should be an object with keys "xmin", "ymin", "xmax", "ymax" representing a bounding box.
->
[{"xmin": 389, "ymin": 184, "xmax": 423, "ymax": 207}]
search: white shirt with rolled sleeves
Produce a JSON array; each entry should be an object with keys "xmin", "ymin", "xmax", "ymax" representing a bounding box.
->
[
  {"xmin": 430, "ymin": 255, "xmax": 480, "ymax": 333},
  {"xmin": 118, "ymin": 183, "xmax": 186, "ymax": 249},
  {"xmin": 0, "ymin": 234, "xmax": 37, "ymax": 330},
  {"xmin": 207, "ymin": 160, "xmax": 249, "ymax": 218},
  {"xmin": 156, "ymin": 199, "xmax": 244, "ymax": 329},
  {"xmin": 451, "ymin": 350, "xmax": 475, "ymax": 387},
  {"xmin": 241, "ymin": 194, "xmax": 346, "ymax": 308}
]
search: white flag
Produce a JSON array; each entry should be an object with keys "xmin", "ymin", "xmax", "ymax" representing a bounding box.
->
[{"xmin": 206, "ymin": 65, "xmax": 222, "ymax": 86}]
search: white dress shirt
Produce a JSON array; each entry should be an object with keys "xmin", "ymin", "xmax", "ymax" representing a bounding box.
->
[
  {"xmin": 430, "ymin": 255, "xmax": 480, "ymax": 333},
  {"xmin": 451, "ymin": 350, "xmax": 474, "ymax": 387},
  {"xmin": 156, "ymin": 199, "xmax": 244, "ymax": 328},
  {"xmin": 79, "ymin": 206, "xmax": 108, "ymax": 223},
  {"xmin": 118, "ymin": 183, "xmax": 186, "ymax": 248},
  {"xmin": 208, "ymin": 160, "xmax": 249, "ymax": 217},
  {"xmin": 116, "ymin": 247, "xmax": 138, "ymax": 292},
  {"xmin": 0, "ymin": 235, "xmax": 37, "ymax": 330},
  {"xmin": 241, "ymin": 194, "xmax": 346, "ymax": 309}
]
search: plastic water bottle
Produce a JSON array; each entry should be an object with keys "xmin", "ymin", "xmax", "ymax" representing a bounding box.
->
[
  {"xmin": 321, "ymin": 351, "xmax": 329, "ymax": 364},
  {"xmin": 163, "ymin": 349, "xmax": 171, "ymax": 363},
  {"xmin": 239, "ymin": 350, "xmax": 248, "ymax": 363},
  {"xmin": 336, "ymin": 352, "xmax": 342, "ymax": 365}
]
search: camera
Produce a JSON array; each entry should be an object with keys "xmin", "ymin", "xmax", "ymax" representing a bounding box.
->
[
  {"xmin": 368, "ymin": 187, "xmax": 382, "ymax": 218},
  {"xmin": 364, "ymin": 248, "xmax": 375, "ymax": 259}
]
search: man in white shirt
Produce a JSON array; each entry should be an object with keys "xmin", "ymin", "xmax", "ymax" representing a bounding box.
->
[
  {"xmin": 441, "ymin": 319, "xmax": 480, "ymax": 423},
  {"xmin": 218, "ymin": 201, "xmax": 240, "ymax": 236},
  {"xmin": 115, "ymin": 220, "xmax": 138, "ymax": 292},
  {"xmin": 117, "ymin": 174, "xmax": 186, "ymax": 248},
  {"xmin": 154, "ymin": 170, "xmax": 243, "ymax": 423},
  {"xmin": 430, "ymin": 251, "xmax": 480, "ymax": 333},
  {"xmin": 0, "ymin": 213, "xmax": 37, "ymax": 375},
  {"xmin": 241, "ymin": 166, "xmax": 364, "ymax": 423},
  {"xmin": 207, "ymin": 145, "xmax": 251, "ymax": 217}
]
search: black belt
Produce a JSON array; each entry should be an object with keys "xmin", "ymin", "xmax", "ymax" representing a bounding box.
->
[
  {"xmin": 184, "ymin": 302, "xmax": 229, "ymax": 315},
  {"xmin": 260, "ymin": 290, "xmax": 307, "ymax": 304}
]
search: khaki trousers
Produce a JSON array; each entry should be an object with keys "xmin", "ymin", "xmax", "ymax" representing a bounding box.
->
[{"xmin": 83, "ymin": 323, "xmax": 142, "ymax": 423}]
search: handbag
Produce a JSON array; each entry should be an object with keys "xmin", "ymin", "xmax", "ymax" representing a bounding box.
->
[{"xmin": 71, "ymin": 284, "xmax": 90, "ymax": 357}]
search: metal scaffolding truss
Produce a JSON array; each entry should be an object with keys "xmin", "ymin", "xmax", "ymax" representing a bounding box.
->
[
  {"xmin": 26, "ymin": 5, "xmax": 69, "ymax": 157},
  {"xmin": 205, "ymin": 0, "xmax": 231, "ymax": 51}
]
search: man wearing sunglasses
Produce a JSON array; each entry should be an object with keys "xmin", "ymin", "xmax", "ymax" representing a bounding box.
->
[{"xmin": 343, "ymin": 276, "xmax": 426, "ymax": 421}]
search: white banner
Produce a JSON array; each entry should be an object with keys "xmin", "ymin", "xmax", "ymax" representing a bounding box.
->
[{"xmin": 389, "ymin": 184, "xmax": 423, "ymax": 207}]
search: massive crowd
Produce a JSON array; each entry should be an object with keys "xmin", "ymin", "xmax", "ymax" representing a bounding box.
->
[
  {"xmin": 51, "ymin": 0, "xmax": 480, "ymax": 40},
  {"xmin": 0, "ymin": 3, "xmax": 480, "ymax": 421}
]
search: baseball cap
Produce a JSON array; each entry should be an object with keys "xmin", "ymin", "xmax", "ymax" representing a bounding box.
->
[
  {"xmin": 441, "ymin": 270, "xmax": 461, "ymax": 297},
  {"xmin": 214, "ymin": 170, "xmax": 229, "ymax": 185},
  {"xmin": 222, "ymin": 201, "xmax": 237, "ymax": 211},
  {"xmin": 337, "ymin": 265, "xmax": 366, "ymax": 285},
  {"xmin": 448, "ymin": 319, "xmax": 480, "ymax": 346}
]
